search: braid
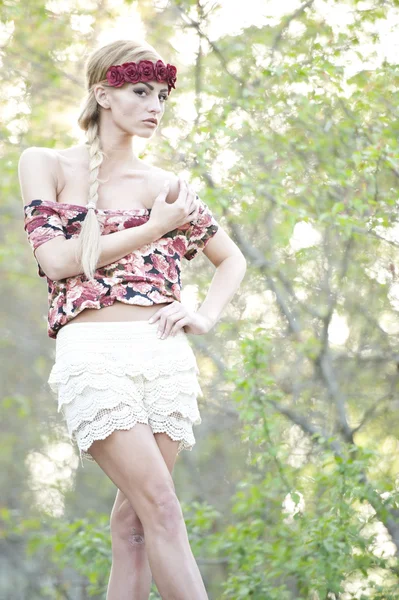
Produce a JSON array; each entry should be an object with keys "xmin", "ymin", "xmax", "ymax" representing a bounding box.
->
[{"xmin": 74, "ymin": 120, "xmax": 108, "ymax": 279}]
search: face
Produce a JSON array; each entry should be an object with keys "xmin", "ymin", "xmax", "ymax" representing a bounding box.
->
[{"xmin": 95, "ymin": 80, "xmax": 169, "ymax": 136}]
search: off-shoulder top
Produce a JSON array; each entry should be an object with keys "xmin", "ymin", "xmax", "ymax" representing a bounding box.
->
[{"xmin": 23, "ymin": 197, "xmax": 219, "ymax": 339}]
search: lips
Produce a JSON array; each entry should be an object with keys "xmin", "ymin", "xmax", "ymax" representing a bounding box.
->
[{"xmin": 143, "ymin": 118, "xmax": 157, "ymax": 125}]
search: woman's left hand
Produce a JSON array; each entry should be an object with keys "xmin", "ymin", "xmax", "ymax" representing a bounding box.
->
[{"xmin": 148, "ymin": 301, "xmax": 214, "ymax": 339}]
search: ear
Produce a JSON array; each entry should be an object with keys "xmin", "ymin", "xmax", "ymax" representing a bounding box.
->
[{"xmin": 94, "ymin": 84, "xmax": 111, "ymax": 109}]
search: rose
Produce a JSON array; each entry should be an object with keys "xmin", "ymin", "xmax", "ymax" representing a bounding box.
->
[
  {"xmin": 121, "ymin": 61, "xmax": 142, "ymax": 84},
  {"xmin": 154, "ymin": 59, "xmax": 168, "ymax": 83},
  {"xmin": 106, "ymin": 65, "xmax": 125, "ymax": 87},
  {"xmin": 106, "ymin": 60, "xmax": 177, "ymax": 93},
  {"xmin": 138, "ymin": 60, "xmax": 155, "ymax": 82},
  {"xmin": 166, "ymin": 64, "xmax": 177, "ymax": 91}
]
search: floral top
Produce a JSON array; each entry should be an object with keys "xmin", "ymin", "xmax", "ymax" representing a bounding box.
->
[{"xmin": 23, "ymin": 197, "xmax": 219, "ymax": 339}]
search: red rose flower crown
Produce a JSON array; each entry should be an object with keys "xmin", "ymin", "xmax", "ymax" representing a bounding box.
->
[{"xmin": 106, "ymin": 59, "xmax": 177, "ymax": 94}]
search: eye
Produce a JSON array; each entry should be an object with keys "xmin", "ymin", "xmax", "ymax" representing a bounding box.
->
[{"xmin": 134, "ymin": 89, "xmax": 168, "ymax": 102}]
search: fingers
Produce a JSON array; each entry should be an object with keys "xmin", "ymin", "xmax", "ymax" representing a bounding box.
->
[
  {"xmin": 178, "ymin": 177, "xmax": 188, "ymax": 199},
  {"xmin": 150, "ymin": 302, "xmax": 186, "ymax": 339},
  {"xmin": 177, "ymin": 177, "xmax": 199, "ymax": 221},
  {"xmin": 179, "ymin": 177, "xmax": 195, "ymax": 200},
  {"xmin": 170, "ymin": 316, "xmax": 189, "ymax": 336},
  {"xmin": 188, "ymin": 193, "xmax": 199, "ymax": 220},
  {"xmin": 158, "ymin": 311, "xmax": 180, "ymax": 339},
  {"xmin": 180, "ymin": 178, "xmax": 198, "ymax": 213}
]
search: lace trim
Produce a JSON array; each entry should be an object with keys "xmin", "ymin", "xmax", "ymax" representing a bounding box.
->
[
  {"xmin": 50, "ymin": 365, "xmax": 203, "ymax": 409},
  {"xmin": 48, "ymin": 351, "xmax": 200, "ymax": 386},
  {"xmin": 48, "ymin": 354, "xmax": 203, "ymax": 467},
  {"xmin": 60, "ymin": 387, "xmax": 148, "ymax": 431},
  {"xmin": 57, "ymin": 372, "xmax": 201, "ymax": 425},
  {"xmin": 71, "ymin": 403, "xmax": 200, "ymax": 454},
  {"xmin": 77, "ymin": 405, "xmax": 198, "ymax": 464},
  {"xmin": 65, "ymin": 400, "xmax": 200, "ymax": 466}
]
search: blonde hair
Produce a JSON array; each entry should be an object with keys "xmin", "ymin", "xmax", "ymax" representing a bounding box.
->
[{"xmin": 76, "ymin": 40, "xmax": 165, "ymax": 279}]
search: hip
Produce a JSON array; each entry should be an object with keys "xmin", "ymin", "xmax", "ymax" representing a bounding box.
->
[{"xmin": 53, "ymin": 318, "xmax": 195, "ymax": 364}]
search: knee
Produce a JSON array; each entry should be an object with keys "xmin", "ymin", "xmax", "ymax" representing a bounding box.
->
[
  {"xmin": 110, "ymin": 498, "xmax": 145, "ymax": 545},
  {"xmin": 151, "ymin": 490, "xmax": 183, "ymax": 532}
]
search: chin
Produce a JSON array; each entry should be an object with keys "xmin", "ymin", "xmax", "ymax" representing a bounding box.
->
[
  {"xmin": 128, "ymin": 129, "xmax": 154, "ymax": 139},
  {"xmin": 139, "ymin": 131, "xmax": 156, "ymax": 139}
]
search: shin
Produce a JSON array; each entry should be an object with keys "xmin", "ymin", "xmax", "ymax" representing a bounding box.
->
[{"xmin": 107, "ymin": 496, "xmax": 152, "ymax": 600}]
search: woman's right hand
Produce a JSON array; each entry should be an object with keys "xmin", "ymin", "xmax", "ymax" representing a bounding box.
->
[{"xmin": 149, "ymin": 177, "xmax": 200, "ymax": 237}]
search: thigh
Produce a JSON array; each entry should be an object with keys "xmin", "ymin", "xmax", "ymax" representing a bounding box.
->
[
  {"xmin": 153, "ymin": 431, "xmax": 180, "ymax": 476},
  {"xmin": 89, "ymin": 424, "xmax": 182, "ymax": 529},
  {"xmin": 109, "ymin": 431, "xmax": 180, "ymax": 526}
]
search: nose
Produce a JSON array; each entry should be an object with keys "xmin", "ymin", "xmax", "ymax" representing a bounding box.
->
[
  {"xmin": 149, "ymin": 106, "xmax": 162, "ymax": 117},
  {"xmin": 148, "ymin": 96, "xmax": 163, "ymax": 114}
]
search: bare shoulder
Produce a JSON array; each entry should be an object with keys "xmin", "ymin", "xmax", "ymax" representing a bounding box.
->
[
  {"xmin": 145, "ymin": 165, "xmax": 180, "ymax": 204},
  {"xmin": 18, "ymin": 146, "xmax": 59, "ymax": 205},
  {"xmin": 19, "ymin": 145, "xmax": 57, "ymax": 161},
  {"xmin": 19, "ymin": 146, "xmax": 59, "ymax": 174}
]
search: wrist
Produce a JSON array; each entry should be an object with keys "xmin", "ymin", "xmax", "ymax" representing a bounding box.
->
[
  {"xmin": 197, "ymin": 312, "xmax": 216, "ymax": 332},
  {"xmin": 145, "ymin": 219, "xmax": 165, "ymax": 241}
]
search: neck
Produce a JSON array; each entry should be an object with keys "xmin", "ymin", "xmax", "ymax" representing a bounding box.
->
[{"xmin": 82, "ymin": 140, "xmax": 144, "ymax": 174}]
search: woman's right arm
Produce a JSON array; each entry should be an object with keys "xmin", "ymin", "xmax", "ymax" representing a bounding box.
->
[
  {"xmin": 50, "ymin": 220, "xmax": 165, "ymax": 280},
  {"xmin": 19, "ymin": 148, "xmax": 197, "ymax": 281}
]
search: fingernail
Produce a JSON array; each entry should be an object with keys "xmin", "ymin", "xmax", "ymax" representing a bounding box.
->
[
  {"xmin": 157, "ymin": 331, "xmax": 162, "ymax": 337},
  {"xmin": 148, "ymin": 318, "xmax": 154, "ymax": 323}
]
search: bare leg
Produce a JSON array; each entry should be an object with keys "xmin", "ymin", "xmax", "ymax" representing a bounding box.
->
[
  {"xmin": 107, "ymin": 503, "xmax": 152, "ymax": 600},
  {"xmin": 106, "ymin": 432, "xmax": 180, "ymax": 600},
  {"xmin": 89, "ymin": 424, "xmax": 208, "ymax": 600}
]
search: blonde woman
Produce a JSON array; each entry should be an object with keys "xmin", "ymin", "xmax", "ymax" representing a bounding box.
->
[{"xmin": 19, "ymin": 39, "xmax": 246, "ymax": 600}]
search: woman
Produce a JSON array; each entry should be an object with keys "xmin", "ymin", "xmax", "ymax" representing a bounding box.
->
[{"xmin": 19, "ymin": 39, "xmax": 246, "ymax": 600}]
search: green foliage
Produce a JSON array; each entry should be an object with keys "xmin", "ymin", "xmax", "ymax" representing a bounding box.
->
[
  {"xmin": 3, "ymin": 0, "xmax": 399, "ymax": 598},
  {"xmin": 27, "ymin": 514, "xmax": 111, "ymax": 596},
  {"xmin": 192, "ymin": 355, "xmax": 399, "ymax": 598},
  {"xmin": 0, "ymin": 509, "xmax": 111, "ymax": 597}
]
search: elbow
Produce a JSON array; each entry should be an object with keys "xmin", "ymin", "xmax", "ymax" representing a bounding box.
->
[
  {"xmin": 235, "ymin": 253, "xmax": 247, "ymax": 269},
  {"xmin": 220, "ymin": 253, "xmax": 246, "ymax": 270},
  {"xmin": 42, "ymin": 265, "xmax": 61, "ymax": 281},
  {"xmin": 33, "ymin": 254, "xmax": 59, "ymax": 281},
  {"xmin": 51, "ymin": 263, "xmax": 67, "ymax": 281},
  {"xmin": 34, "ymin": 243, "xmax": 67, "ymax": 281},
  {"xmin": 45, "ymin": 257, "xmax": 66, "ymax": 281},
  {"xmin": 217, "ymin": 253, "xmax": 246, "ymax": 273},
  {"xmin": 235, "ymin": 254, "xmax": 247, "ymax": 277},
  {"xmin": 52, "ymin": 255, "xmax": 80, "ymax": 280}
]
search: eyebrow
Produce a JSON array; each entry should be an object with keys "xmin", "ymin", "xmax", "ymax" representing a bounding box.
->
[{"xmin": 138, "ymin": 82, "xmax": 168, "ymax": 93}]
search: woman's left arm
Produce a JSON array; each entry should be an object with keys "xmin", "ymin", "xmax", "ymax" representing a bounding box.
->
[{"xmin": 194, "ymin": 254, "xmax": 247, "ymax": 331}]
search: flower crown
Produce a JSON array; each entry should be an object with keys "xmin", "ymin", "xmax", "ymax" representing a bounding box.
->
[{"xmin": 106, "ymin": 59, "xmax": 177, "ymax": 94}]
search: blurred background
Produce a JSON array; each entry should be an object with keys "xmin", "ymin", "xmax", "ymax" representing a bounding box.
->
[{"xmin": 2, "ymin": 0, "xmax": 399, "ymax": 598}]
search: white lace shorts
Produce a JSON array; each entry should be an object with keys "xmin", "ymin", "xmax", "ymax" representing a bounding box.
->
[{"xmin": 47, "ymin": 320, "xmax": 203, "ymax": 467}]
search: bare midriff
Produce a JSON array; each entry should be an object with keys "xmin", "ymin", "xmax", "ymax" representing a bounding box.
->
[{"xmin": 62, "ymin": 301, "xmax": 173, "ymax": 328}]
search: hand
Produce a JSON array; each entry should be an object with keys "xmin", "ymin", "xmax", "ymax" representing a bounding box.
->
[
  {"xmin": 148, "ymin": 301, "xmax": 214, "ymax": 339},
  {"xmin": 149, "ymin": 178, "xmax": 199, "ymax": 237}
]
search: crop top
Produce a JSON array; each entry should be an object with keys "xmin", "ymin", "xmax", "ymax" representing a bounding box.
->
[{"xmin": 23, "ymin": 197, "xmax": 219, "ymax": 339}]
